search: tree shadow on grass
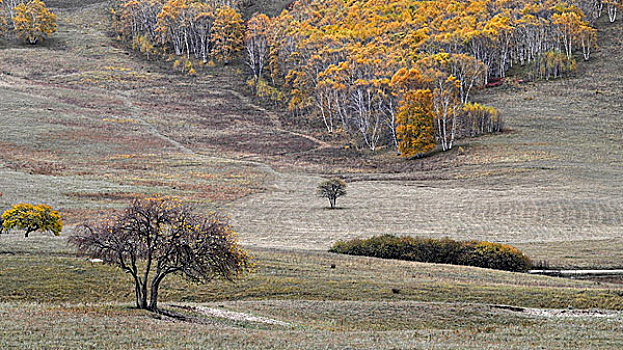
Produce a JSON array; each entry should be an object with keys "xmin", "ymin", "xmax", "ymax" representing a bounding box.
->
[{"xmin": 320, "ymin": 206, "xmax": 349, "ymax": 211}]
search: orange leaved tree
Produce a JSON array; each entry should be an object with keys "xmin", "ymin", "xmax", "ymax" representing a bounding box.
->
[
  {"xmin": 212, "ymin": 5, "xmax": 243, "ymax": 63},
  {"xmin": 395, "ymin": 89, "xmax": 436, "ymax": 158}
]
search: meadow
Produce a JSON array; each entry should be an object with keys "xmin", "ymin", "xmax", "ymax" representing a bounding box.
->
[
  {"xmin": 0, "ymin": 0, "xmax": 623, "ymax": 348},
  {"xmin": 2, "ymin": 236, "xmax": 623, "ymax": 349}
]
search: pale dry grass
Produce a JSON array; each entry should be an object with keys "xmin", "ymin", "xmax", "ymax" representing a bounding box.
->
[
  {"xmin": 2, "ymin": 301, "xmax": 623, "ymax": 349},
  {"xmin": 228, "ymin": 171, "xmax": 623, "ymax": 252}
]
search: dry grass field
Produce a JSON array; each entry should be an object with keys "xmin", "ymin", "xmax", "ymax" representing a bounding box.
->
[
  {"xmin": 2, "ymin": 236, "xmax": 623, "ymax": 349},
  {"xmin": 1, "ymin": 0, "xmax": 623, "ymax": 348}
]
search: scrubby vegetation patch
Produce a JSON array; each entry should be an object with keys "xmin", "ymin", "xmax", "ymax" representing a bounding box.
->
[{"xmin": 330, "ymin": 235, "xmax": 532, "ymax": 272}]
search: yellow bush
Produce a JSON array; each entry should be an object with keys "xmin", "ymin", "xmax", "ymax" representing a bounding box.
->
[{"xmin": 330, "ymin": 235, "xmax": 532, "ymax": 272}]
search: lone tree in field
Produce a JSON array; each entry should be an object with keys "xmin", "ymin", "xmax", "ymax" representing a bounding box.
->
[
  {"xmin": 1, "ymin": 203, "xmax": 62, "ymax": 237},
  {"xmin": 70, "ymin": 196, "xmax": 253, "ymax": 312},
  {"xmin": 317, "ymin": 178, "xmax": 347, "ymax": 209},
  {"xmin": 13, "ymin": 0, "xmax": 57, "ymax": 44}
]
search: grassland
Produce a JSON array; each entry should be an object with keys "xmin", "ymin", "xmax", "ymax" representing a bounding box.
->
[
  {"xmin": 0, "ymin": 1, "xmax": 621, "ymax": 263},
  {"xmin": 0, "ymin": 0, "xmax": 623, "ymax": 348},
  {"xmin": 2, "ymin": 235, "xmax": 623, "ymax": 349}
]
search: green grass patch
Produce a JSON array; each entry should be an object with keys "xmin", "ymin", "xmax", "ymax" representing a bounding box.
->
[{"xmin": 0, "ymin": 236, "xmax": 621, "ymax": 310}]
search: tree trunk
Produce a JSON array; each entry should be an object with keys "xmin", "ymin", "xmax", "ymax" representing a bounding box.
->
[
  {"xmin": 25, "ymin": 228, "xmax": 34, "ymax": 238},
  {"xmin": 148, "ymin": 275, "xmax": 162, "ymax": 311},
  {"xmin": 134, "ymin": 277, "xmax": 145, "ymax": 309},
  {"xmin": 141, "ymin": 254, "xmax": 152, "ymax": 309}
]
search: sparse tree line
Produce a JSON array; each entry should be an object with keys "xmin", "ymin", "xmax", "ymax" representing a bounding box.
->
[
  {"xmin": 0, "ymin": 0, "xmax": 57, "ymax": 44},
  {"xmin": 111, "ymin": 0, "xmax": 245, "ymax": 74},
  {"xmin": 113, "ymin": 0, "xmax": 616, "ymax": 156}
]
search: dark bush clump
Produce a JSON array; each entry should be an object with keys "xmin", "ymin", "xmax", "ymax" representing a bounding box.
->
[{"xmin": 329, "ymin": 235, "xmax": 532, "ymax": 272}]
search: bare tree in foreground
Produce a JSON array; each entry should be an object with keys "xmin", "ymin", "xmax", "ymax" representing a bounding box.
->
[{"xmin": 70, "ymin": 196, "xmax": 253, "ymax": 312}]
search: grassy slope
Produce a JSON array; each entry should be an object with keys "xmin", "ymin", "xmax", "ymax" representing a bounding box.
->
[
  {"xmin": 0, "ymin": 1, "xmax": 621, "ymax": 267},
  {"xmin": 0, "ymin": 2, "xmax": 275, "ymax": 224},
  {"xmin": 1, "ymin": 236, "xmax": 620, "ymax": 308},
  {"xmin": 0, "ymin": 0, "xmax": 622, "ymax": 348},
  {"xmin": 3, "ymin": 302, "xmax": 623, "ymax": 349},
  {"xmin": 228, "ymin": 15, "xmax": 623, "ymax": 268}
]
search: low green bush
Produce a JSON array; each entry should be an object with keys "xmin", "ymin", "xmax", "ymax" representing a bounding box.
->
[{"xmin": 329, "ymin": 235, "xmax": 532, "ymax": 272}]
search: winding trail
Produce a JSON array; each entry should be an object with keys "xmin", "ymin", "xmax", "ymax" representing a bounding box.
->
[
  {"xmin": 225, "ymin": 88, "xmax": 331, "ymax": 150},
  {"xmin": 169, "ymin": 304, "xmax": 292, "ymax": 326}
]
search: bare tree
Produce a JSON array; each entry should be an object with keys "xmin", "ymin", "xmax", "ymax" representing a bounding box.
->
[
  {"xmin": 70, "ymin": 196, "xmax": 252, "ymax": 312},
  {"xmin": 317, "ymin": 178, "xmax": 347, "ymax": 209}
]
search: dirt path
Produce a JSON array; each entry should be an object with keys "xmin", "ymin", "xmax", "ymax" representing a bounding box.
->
[
  {"xmin": 169, "ymin": 304, "xmax": 292, "ymax": 326},
  {"xmin": 0, "ymin": 72, "xmax": 280, "ymax": 175},
  {"xmin": 225, "ymin": 88, "xmax": 331, "ymax": 149},
  {"xmin": 112, "ymin": 89, "xmax": 283, "ymax": 178},
  {"xmin": 490, "ymin": 304, "xmax": 621, "ymax": 318}
]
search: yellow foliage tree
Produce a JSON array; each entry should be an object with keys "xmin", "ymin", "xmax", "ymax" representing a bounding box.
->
[
  {"xmin": 13, "ymin": 0, "xmax": 57, "ymax": 44},
  {"xmin": 461, "ymin": 102, "xmax": 502, "ymax": 136},
  {"xmin": 396, "ymin": 89, "xmax": 436, "ymax": 158},
  {"xmin": 1, "ymin": 203, "xmax": 62, "ymax": 237},
  {"xmin": 244, "ymin": 13, "xmax": 271, "ymax": 86},
  {"xmin": 211, "ymin": 5, "xmax": 243, "ymax": 63}
]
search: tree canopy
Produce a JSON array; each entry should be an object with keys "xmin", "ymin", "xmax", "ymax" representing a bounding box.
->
[
  {"xmin": 317, "ymin": 178, "xmax": 347, "ymax": 209},
  {"xmin": 256, "ymin": 0, "xmax": 599, "ymax": 154},
  {"xmin": 112, "ymin": 0, "xmax": 611, "ymax": 157},
  {"xmin": 112, "ymin": 0, "xmax": 244, "ymax": 71},
  {"xmin": 2, "ymin": 0, "xmax": 57, "ymax": 44},
  {"xmin": 1, "ymin": 203, "xmax": 63, "ymax": 237},
  {"xmin": 70, "ymin": 196, "xmax": 253, "ymax": 311}
]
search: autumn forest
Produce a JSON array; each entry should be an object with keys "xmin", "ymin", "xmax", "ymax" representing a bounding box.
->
[{"xmin": 107, "ymin": 0, "xmax": 612, "ymax": 156}]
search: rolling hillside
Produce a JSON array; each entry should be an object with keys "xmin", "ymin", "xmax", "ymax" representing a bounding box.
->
[{"xmin": 0, "ymin": 0, "xmax": 623, "ymax": 349}]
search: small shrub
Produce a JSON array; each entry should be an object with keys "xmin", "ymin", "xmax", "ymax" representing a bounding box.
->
[{"xmin": 329, "ymin": 235, "xmax": 532, "ymax": 272}]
